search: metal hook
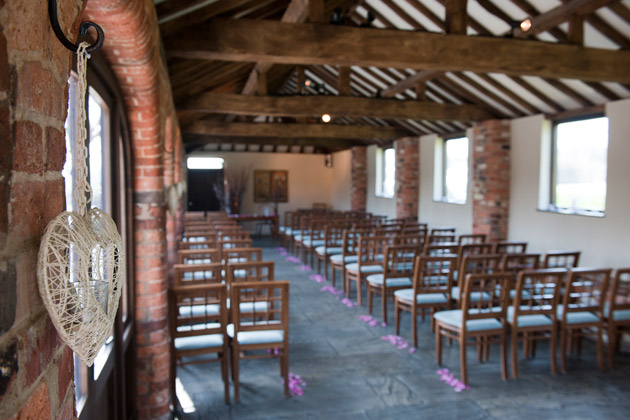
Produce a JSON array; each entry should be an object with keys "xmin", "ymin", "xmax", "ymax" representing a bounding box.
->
[{"xmin": 48, "ymin": 0, "xmax": 104, "ymax": 54}]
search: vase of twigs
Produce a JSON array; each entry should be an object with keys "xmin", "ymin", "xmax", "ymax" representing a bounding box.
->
[{"xmin": 224, "ymin": 165, "xmax": 251, "ymax": 215}]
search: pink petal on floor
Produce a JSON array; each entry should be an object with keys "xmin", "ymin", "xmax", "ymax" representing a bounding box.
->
[
  {"xmin": 381, "ymin": 322, "xmax": 387, "ymax": 327},
  {"xmin": 408, "ymin": 348, "xmax": 416, "ymax": 354}
]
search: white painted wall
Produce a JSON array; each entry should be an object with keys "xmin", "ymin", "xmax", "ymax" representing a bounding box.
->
[
  {"xmin": 366, "ymin": 145, "xmax": 396, "ymax": 218},
  {"xmin": 189, "ymin": 151, "xmax": 334, "ymax": 222},
  {"xmin": 330, "ymin": 149, "xmax": 352, "ymax": 211},
  {"xmin": 508, "ymin": 99, "xmax": 630, "ymax": 268},
  {"xmin": 418, "ymin": 133, "xmax": 474, "ymax": 233}
]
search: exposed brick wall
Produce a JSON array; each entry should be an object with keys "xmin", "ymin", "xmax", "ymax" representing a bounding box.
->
[
  {"xmin": 0, "ymin": 0, "xmax": 83, "ymax": 419},
  {"xmin": 83, "ymin": 1, "xmax": 176, "ymax": 418},
  {"xmin": 351, "ymin": 146, "xmax": 367, "ymax": 212},
  {"xmin": 394, "ymin": 137, "xmax": 419, "ymax": 220},
  {"xmin": 472, "ymin": 120, "xmax": 511, "ymax": 242}
]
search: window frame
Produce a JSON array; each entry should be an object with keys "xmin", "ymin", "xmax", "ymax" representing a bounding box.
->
[
  {"xmin": 434, "ymin": 135, "xmax": 469, "ymax": 205},
  {"xmin": 546, "ymin": 114, "xmax": 608, "ymax": 217},
  {"xmin": 374, "ymin": 147, "xmax": 395, "ymax": 199}
]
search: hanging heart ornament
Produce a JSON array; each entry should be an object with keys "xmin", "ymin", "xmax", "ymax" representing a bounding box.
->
[{"xmin": 37, "ymin": 208, "xmax": 125, "ymax": 366}]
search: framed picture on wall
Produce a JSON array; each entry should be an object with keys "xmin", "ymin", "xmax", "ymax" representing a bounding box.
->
[
  {"xmin": 253, "ymin": 170, "xmax": 272, "ymax": 202},
  {"xmin": 270, "ymin": 170, "xmax": 288, "ymax": 202},
  {"xmin": 253, "ymin": 170, "xmax": 288, "ymax": 203}
]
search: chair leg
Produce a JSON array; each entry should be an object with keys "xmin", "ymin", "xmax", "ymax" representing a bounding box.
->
[
  {"xmin": 221, "ymin": 350, "xmax": 230, "ymax": 404},
  {"xmin": 232, "ymin": 344, "xmax": 240, "ymax": 402},
  {"xmin": 500, "ymin": 330, "xmax": 508, "ymax": 381},
  {"xmin": 460, "ymin": 334, "xmax": 468, "ymax": 386},
  {"xmin": 395, "ymin": 300, "xmax": 401, "ymax": 336},
  {"xmin": 608, "ymin": 325, "xmax": 617, "ymax": 369},
  {"xmin": 317, "ymin": 257, "xmax": 321, "ymax": 274},
  {"xmin": 577, "ymin": 335, "xmax": 583, "ymax": 356},
  {"xmin": 381, "ymin": 287, "xmax": 387, "ymax": 324},
  {"xmin": 560, "ymin": 326, "xmax": 568, "ymax": 374},
  {"xmin": 367, "ymin": 286, "xmax": 374, "ymax": 315},
  {"xmin": 511, "ymin": 328, "xmax": 519, "ymax": 379},
  {"xmin": 596, "ymin": 325, "xmax": 605, "ymax": 371},
  {"xmin": 436, "ymin": 324, "xmax": 442, "ymax": 365},
  {"xmin": 331, "ymin": 264, "xmax": 336, "ymax": 287},
  {"xmin": 477, "ymin": 337, "xmax": 483, "ymax": 363},
  {"xmin": 282, "ymin": 350, "xmax": 290, "ymax": 398},
  {"xmin": 412, "ymin": 306, "xmax": 418, "ymax": 348},
  {"xmin": 357, "ymin": 277, "xmax": 363, "ymax": 306},
  {"xmin": 550, "ymin": 325, "xmax": 558, "ymax": 376}
]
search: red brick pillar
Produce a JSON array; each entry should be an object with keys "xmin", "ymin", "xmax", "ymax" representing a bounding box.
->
[
  {"xmin": 173, "ymin": 126, "xmax": 185, "ymax": 244},
  {"xmin": 351, "ymin": 146, "xmax": 367, "ymax": 212},
  {"xmin": 395, "ymin": 137, "xmax": 419, "ymax": 220},
  {"xmin": 84, "ymin": 1, "xmax": 173, "ymax": 418},
  {"xmin": 472, "ymin": 120, "xmax": 511, "ymax": 242},
  {"xmin": 0, "ymin": 1, "xmax": 83, "ymax": 419}
]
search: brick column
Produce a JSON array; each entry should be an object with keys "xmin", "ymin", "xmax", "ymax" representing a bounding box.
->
[
  {"xmin": 0, "ymin": 1, "xmax": 83, "ymax": 419},
  {"xmin": 351, "ymin": 146, "xmax": 367, "ymax": 212},
  {"xmin": 472, "ymin": 120, "xmax": 511, "ymax": 242},
  {"xmin": 84, "ymin": 1, "xmax": 174, "ymax": 418},
  {"xmin": 395, "ymin": 137, "xmax": 419, "ymax": 220}
]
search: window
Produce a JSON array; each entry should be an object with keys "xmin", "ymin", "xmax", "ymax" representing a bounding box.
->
[
  {"xmin": 550, "ymin": 116, "xmax": 608, "ymax": 215},
  {"xmin": 434, "ymin": 136, "xmax": 469, "ymax": 204},
  {"xmin": 375, "ymin": 147, "xmax": 395, "ymax": 198}
]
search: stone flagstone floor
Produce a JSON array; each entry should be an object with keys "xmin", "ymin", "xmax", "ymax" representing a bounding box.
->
[{"xmin": 174, "ymin": 238, "xmax": 630, "ymax": 420}]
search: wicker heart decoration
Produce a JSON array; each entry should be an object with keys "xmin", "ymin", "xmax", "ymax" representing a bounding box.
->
[{"xmin": 37, "ymin": 208, "xmax": 125, "ymax": 366}]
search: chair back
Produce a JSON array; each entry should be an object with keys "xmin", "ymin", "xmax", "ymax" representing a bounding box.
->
[
  {"xmin": 512, "ymin": 268, "xmax": 566, "ymax": 318},
  {"xmin": 222, "ymin": 247, "xmax": 263, "ymax": 264},
  {"xmin": 179, "ymin": 239, "xmax": 217, "ymax": 250},
  {"xmin": 428, "ymin": 234, "xmax": 457, "ymax": 245},
  {"xmin": 424, "ymin": 243, "xmax": 459, "ymax": 256},
  {"xmin": 500, "ymin": 253, "xmax": 540, "ymax": 274},
  {"xmin": 226, "ymin": 261, "xmax": 275, "ymax": 288},
  {"xmin": 543, "ymin": 250, "xmax": 580, "ymax": 268},
  {"xmin": 219, "ymin": 238, "xmax": 253, "ymax": 250},
  {"xmin": 174, "ymin": 263, "xmax": 224, "ymax": 287},
  {"xmin": 357, "ymin": 235, "xmax": 392, "ymax": 267},
  {"xmin": 455, "ymin": 254, "xmax": 503, "ymax": 302},
  {"xmin": 413, "ymin": 254, "xmax": 458, "ymax": 296},
  {"xmin": 458, "ymin": 234, "xmax": 487, "ymax": 245},
  {"xmin": 394, "ymin": 233, "xmax": 426, "ymax": 254},
  {"xmin": 231, "ymin": 281, "xmax": 289, "ymax": 337},
  {"xmin": 461, "ymin": 272, "xmax": 512, "ymax": 322},
  {"xmin": 177, "ymin": 249, "xmax": 221, "ymax": 265},
  {"xmin": 562, "ymin": 268, "xmax": 611, "ymax": 319},
  {"xmin": 608, "ymin": 268, "xmax": 630, "ymax": 313},
  {"xmin": 169, "ymin": 284, "xmax": 227, "ymax": 344},
  {"xmin": 493, "ymin": 241, "xmax": 528, "ymax": 254},
  {"xmin": 457, "ymin": 243, "xmax": 495, "ymax": 267},
  {"xmin": 382, "ymin": 244, "xmax": 419, "ymax": 280}
]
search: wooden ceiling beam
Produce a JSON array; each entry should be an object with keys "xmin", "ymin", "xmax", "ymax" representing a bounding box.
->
[
  {"xmin": 186, "ymin": 121, "xmax": 406, "ymax": 139},
  {"xmin": 513, "ymin": 0, "xmax": 619, "ymax": 38},
  {"xmin": 381, "ymin": 70, "xmax": 443, "ymax": 98},
  {"xmin": 179, "ymin": 93, "xmax": 495, "ymax": 121},
  {"xmin": 159, "ymin": 0, "xmax": 253, "ymax": 37},
  {"xmin": 183, "ymin": 135, "xmax": 374, "ymax": 149},
  {"xmin": 165, "ymin": 19, "xmax": 630, "ymax": 84},
  {"xmin": 444, "ymin": 0, "xmax": 468, "ymax": 35}
]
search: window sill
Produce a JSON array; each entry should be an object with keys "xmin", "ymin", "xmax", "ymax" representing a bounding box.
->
[
  {"xmin": 433, "ymin": 199, "xmax": 467, "ymax": 206},
  {"xmin": 538, "ymin": 207, "xmax": 605, "ymax": 218}
]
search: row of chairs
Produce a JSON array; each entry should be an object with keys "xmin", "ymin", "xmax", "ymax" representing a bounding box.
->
[{"xmin": 171, "ymin": 214, "xmax": 291, "ymax": 404}]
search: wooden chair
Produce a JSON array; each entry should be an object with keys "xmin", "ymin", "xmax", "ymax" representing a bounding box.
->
[
  {"xmin": 169, "ymin": 284, "xmax": 229, "ymax": 404},
  {"xmin": 229, "ymin": 281, "xmax": 290, "ymax": 402},
  {"xmin": 345, "ymin": 235, "xmax": 391, "ymax": 305},
  {"xmin": 394, "ymin": 233, "xmax": 427, "ymax": 254},
  {"xmin": 500, "ymin": 253, "xmax": 540, "ymax": 274},
  {"xmin": 458, "ymin": 234, "xmax": 487, "ymax": 245},
  {"xmin": 366, "ymin": 244, "xmax": 419, "ymax": 323},
  {"xmin": 315, "ymin": 221, "xmax": 346, "ymax": 280},
  {"xmin": 493, "ymin": 241, "xmax": 528, "ymax": 254},
  {"xmin": 226, "ymin": 261, "xmax": 275, "ymax": 287},
  {"xmin": 174, "ymin": 263, "xmax": 224, "ymax": 288},
  {"xmin": 329, "ymin": 228, "xmax": 370, "ymax": 290},
  {"xmin": 434, "ymin": 272, "xmax": 512, "ymax": 385},
  {"xmin": 302, "ymin": 218, "xmax": 328, "ymax": 267},
  {"xmin": 222, "ymin": 247, "xmax": 263, "ymax": 265},
  {"xmin": 453, "ymin": 254, "xmax": 503, "ymax": 305},
  {"xmin": 395, "ymin": 255, "xmax": 458, "ymax": 348},
  {"xmin": 605, "ymin": 268, "xmax": 630, "ymax": 368},
  {"xmin": 219, "ymin": 238, "xmax": 253, "ymax": 253},
  {"xmin": 427, "ymin": 234, "xmax": 457, "ymax": 245},
  {"xmin": 456, "ymin": 243, "xmax": 495, "ymax": 274},
  {"xmin": 179, "ymin": 239, "xmax": 217, "ymax": 250},
  {"xmin": 543, "ymin": 250, "xmax": 580, "ymax": 269},
  {"xmin": 177, "ymin": 249, "xmax": 221, "ymax": 265},
  {"xmin": 508, "ymin": 268, "xmax": 566, "ymax": 379},
  {"xmin": 558, "ymin": 268, "xmax": 611, "ymax": 373},
  {"xmin": 423, "ymin": 243, "xmax": 459, "ymax": 256}
]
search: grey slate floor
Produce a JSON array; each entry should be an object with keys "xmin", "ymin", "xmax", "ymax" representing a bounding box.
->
[{"xmin": 174, "ymin": 238, "xmax": 630, "ymax": 420}]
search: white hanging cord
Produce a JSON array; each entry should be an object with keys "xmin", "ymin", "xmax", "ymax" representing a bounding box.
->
[{"xmin": 73, "ymin": 42, "xmax": 93, "ymax": 217}]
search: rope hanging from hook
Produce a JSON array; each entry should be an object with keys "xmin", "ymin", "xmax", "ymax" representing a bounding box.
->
[{"xmin": 48, "ymin": 0, "xmax": 104, "ymax": 54}]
